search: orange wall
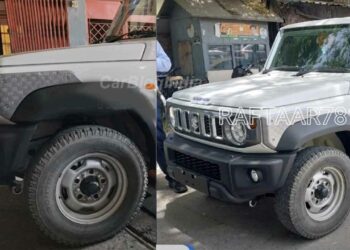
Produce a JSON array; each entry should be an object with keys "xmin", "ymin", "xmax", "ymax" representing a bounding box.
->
[{"xmin": 86, "ymin": 0, "xmax": 121, "ymax": 20}]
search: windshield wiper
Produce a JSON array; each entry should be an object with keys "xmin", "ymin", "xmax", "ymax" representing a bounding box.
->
[
  {"xmin": 294, "ymin": 67, "xmax": 350, "ymax": 76},
  {"xmin": 262, "ymin": 66, "xmax": 299, "ymax": 74},
  {"xmin": 294, "ymin": 67, "xmax": 313, "ymax": 76},
  {"xmin": 105, "ymin": 30, "xmax": 156, "ymax": 43}
]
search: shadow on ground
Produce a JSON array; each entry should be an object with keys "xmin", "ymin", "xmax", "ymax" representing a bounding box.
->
[
  {"xmin": 0, "ymin": 187, "xmax": 148, "ymax": 250},
  {"xmin": 157, "ymin": 172, "xmax": 350, "ymax": 250}
]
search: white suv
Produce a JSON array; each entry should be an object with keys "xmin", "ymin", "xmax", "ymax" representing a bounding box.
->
[{"xmin": 165, "ymin": 17, "xmax": 350, "ymax": 239}]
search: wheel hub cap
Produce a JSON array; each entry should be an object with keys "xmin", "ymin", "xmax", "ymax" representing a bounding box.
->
[
  {"xmin": 80, "ymin": 176, "xmax": 101, "ymax": 196},
  {"xmin": 314, "ymin": 184, "xmax": 329, "ymax": 200},
  {"xmin": 304, "ymin": 167, "xmax": 346, "ymax": 221},
  {"xmin": 56, "ymin": 153, "xmax": 128, "ymax": 224}
]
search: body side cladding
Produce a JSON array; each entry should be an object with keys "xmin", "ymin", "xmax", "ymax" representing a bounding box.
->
[
  {"xmin": 0, "ymin": 71, "xmax": 80, "ymax": 119},
  {"xmin": 276, "ymin": 113, "xmax": 350, "ymax": 151}
]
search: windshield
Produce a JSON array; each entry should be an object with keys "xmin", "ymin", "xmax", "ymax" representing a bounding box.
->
[
  {"xmin": 104, "ymin": 0, "xmax": 156, "ymax": 43},
  {"xmin": 268, "ymin": 25, "xmax": 350, "ymax": 73}
]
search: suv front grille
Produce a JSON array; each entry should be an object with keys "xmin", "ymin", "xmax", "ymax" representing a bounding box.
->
[
  {"xmin": 173, "ymin": 107, "xmax": 224, "ymax": 141},
  {"xmin": 203, "ymin": 115, "xmax": 211, "ymax": 136},
  {"xmin": 214, "ymin": 117, "xmax": 223, "ymax": 138},
  {"xmin": 173, "ymin": 151, "xmax": 221, "ymax": 180}
]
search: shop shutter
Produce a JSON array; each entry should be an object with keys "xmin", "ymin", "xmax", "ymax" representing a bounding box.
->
[{"xmin": 5, "ymin": 0, "xmax": 69, "ymax": 53}]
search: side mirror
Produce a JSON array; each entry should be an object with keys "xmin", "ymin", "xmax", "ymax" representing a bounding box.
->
[
  {"xmin": 258, "ymin": 59, "xmax": 266, "ymax": 72},
  {"xmin": 252, "ymin": 44, "xmax": 259, "ymax": 52},
  {"xmin": 259, "ymin": 58, "xmax": 266, "ymax": 65}
]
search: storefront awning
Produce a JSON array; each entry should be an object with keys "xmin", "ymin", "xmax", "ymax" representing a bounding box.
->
[
  {"xmin": 279, "ymin": 0, "xmax": 350, "ymax": 7},
  {"xmin": 173, "ymin": 0, "xmax": 283, "ymax": 22}
]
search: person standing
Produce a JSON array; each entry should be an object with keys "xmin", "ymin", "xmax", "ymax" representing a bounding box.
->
[{"xmin": 157, "ymin": 41, "xmax": 188, "ymax": 193}]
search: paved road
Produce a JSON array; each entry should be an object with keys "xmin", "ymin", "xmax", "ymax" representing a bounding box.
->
[
  {"xmin": 0, "ymin": 186, "xmax": 152, "ymax": 250},
  {"xmin": 157, "ymin": 171, "xmax": 350, "ymax": 250}
]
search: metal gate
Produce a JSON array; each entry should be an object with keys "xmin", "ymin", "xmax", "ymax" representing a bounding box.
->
[
  {"xmin": 5, "ymin": 0, "xmax": 69, "ymax": 53},
  {"xmin": 88, "ymin": 19, "xmax": 112, "ymax": 44}
]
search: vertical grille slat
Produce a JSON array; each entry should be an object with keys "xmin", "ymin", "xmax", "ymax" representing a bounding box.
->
[
  {"xmin": 173, "ymin": 107, "xmax": 225, "ymax": 141},
  {"xmin": 215, "ymin": 117, "xmax": 223, "ymax": 138},
  {"xmin": 212, "ymin": 117, "xmax": 223, "ymax": 140},
  {"xmin": 203, "ymin": 114, "xmax": 211, "ymax": 136},
  {"xmin": 175, "ymin": 109, "xmax": 183, "ymax": 130},
  {"xmin": 184, "ymin": 111, "xmax": 190, "ymax": 131}
]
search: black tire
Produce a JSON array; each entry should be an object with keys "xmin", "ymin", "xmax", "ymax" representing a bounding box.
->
[
  {"xmin": 275, "ymin": 147, "xmax": 350, "ymax": 239},
  {"xmin": 25, "ymin": 126, "xmax": 147, "ymax": 246}
]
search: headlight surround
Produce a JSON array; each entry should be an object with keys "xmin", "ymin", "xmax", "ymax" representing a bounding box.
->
[
  {"xmin": 224, "ymin": 119, "xmax": 248, "ymax": 146},
  {"xmin": 168, "ymin": 106, "xmax": 176, "ymax": 128}
]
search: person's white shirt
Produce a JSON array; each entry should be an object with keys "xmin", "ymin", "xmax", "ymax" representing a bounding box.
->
[{"xmin": 157, "ymin": 41, "xmax": 172, "ymax": 73}]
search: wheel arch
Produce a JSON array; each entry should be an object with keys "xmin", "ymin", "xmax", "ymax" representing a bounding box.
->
[
  {"xmin": 9, "ymin": 82, "xmax": 156, "ymax": 174},
  {"xmin": 276, "ymin": 113, "xmax": 350, "ymax": 152}
]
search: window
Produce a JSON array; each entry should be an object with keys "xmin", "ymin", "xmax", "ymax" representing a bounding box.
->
[
  {"xmin": 208, "ymin": 45, "xmax": 233, "ymax": 70},
  {"xmin": 208, "ymin": 43, "xmax": 267, "ymax": 70},
  {"xmin": 234, "ymin": 44, "xmax": 267, "ymax": 68},
  {"xmin": 269, "ymin": 25, "xmax": 350, "ymax": 71},
  {"xmin": 89, "ymin": 19, "xmax": 112, "ymax": 44}
]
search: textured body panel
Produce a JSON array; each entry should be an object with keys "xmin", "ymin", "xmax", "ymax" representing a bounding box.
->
[{"xmin": 0, "ymin": 71, "xmax": 79, "ymax": 118}]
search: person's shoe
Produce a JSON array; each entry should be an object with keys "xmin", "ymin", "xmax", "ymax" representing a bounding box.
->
[
  {"xmin": 173, "ymin": 181, "xmax": 188, "ymax": 193},
  {"xmin": 168, "ymin": 179, "xmax": 175, "ymax": 189},
  {"xmin": 168, "ymin": 179, "xmax": 188, "ymax": 193}
]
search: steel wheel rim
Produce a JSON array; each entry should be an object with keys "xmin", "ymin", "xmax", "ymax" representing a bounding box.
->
[
  {"xmin": 305, "ymin": 166, "xmax": 346, "ymax": 221},
  {"xmin": 56, "ymin": 153, "xmax": 128, "ymax": 224}
]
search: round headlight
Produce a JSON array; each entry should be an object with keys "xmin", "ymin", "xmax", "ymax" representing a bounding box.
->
[
  {"xmin": 168, "ymin": 107, "xmax": 176, "ymax": 127},
  {"xmin": 224, "ymin": 120, "xmax": 247, "ymax": 146}
]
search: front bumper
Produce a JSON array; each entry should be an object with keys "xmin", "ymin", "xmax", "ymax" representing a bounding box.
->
[{"xmin": 165, "ymin": 133, "xmax": 296, "ymax": 203}]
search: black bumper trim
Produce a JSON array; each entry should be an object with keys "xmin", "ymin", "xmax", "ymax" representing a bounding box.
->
[{"xmin": 165, "ymin": 133, "xmax": 296, "ymax": 202}]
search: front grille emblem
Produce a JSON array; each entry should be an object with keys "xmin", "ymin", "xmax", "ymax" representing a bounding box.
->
[
  {"xmin": 191, "ymin": 96, "xmax": 211, "ymax": 105},
  {"xmin": 191, "ymin": 115, "xmax": 199, "ymax": 130}
]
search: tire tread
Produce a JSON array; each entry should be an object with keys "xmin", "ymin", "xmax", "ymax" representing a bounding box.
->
[
  {"xmin": 275, "ymin": 146, "xmax": 350, "ymax": 239},
  {"xmin": 25, "ymin": 125, "xmax": 148, "ymax": 246}
]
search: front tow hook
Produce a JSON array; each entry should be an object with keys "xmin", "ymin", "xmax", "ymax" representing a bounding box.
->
[
  {"xmin": 11, "ymin": 176, "xmax": 24, "ymax": 195},
  {"xmin": 249, "ymin": 199, "xmax": 258, "ymax": 208}
]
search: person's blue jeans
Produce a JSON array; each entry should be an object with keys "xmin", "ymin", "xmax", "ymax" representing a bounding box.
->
[{"xmin": 157, "ymin": 95, "xmax": 171, "ymax": 181}]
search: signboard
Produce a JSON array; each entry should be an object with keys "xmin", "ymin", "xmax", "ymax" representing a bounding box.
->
[{"xmin": 215, "ymin": 22, "xmax": 268, "ymax": 40}]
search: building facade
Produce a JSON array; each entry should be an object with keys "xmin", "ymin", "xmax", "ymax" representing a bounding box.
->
[
  {"xmin": 158, "ymin": 0, "xmax": 282, "ymax": 82},
  {"xmin": 0, "ymin": 0, "xmax": 155, "ymax": 55}
]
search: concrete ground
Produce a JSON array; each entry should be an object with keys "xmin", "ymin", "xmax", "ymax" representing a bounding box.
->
[
  {"xmin": 0, "ymin": 186, "xmax": 152, "ymax": 250},
  {"xmin": 157, "ymin": 171, "xmax": 350, "ymax": 250}
]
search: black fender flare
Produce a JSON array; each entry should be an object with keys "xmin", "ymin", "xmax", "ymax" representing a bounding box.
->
[
  {"xmin": 276, "ymin": 113, "xmax": 350, "ymax": 151},
  {"xmin": 12, "ymin": 81, "xmax": 155, "ymax": 142}
]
